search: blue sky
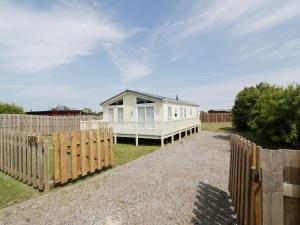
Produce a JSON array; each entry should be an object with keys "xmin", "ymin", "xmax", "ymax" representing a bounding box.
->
[{"xmin": 0, "ymin": 0, "xmax": 300, "ymax": 111}]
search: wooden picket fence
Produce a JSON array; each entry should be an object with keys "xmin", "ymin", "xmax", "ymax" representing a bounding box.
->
[
  {"xmin": 200, "ymin": 112, "xmax": 232, "ymax": 122},
  {"xmin": 0, "ymin": 114, "xmax": 102, "ymax": 135},
  {"xmin": 229, "ymin": 134, "xmax": 300, "ymax": 225},
  {"xmin": 0, "ymin": 130, "xmax": 49, "ymax": 190},
  {"xmin": 53, "ymin": 128, "xmax": 114, "ymax": 184}
]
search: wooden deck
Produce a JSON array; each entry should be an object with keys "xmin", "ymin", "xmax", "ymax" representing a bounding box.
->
[{"xmin": 80, "ymin": 118, "xmax": 201, "ymax": 146}]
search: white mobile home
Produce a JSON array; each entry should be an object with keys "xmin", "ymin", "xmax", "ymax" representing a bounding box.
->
[{"xmin": 81, "ymin": 90, "xmax": 200, "ymax": 146}]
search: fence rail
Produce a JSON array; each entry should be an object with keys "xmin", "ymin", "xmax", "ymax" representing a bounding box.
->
[
  {"xmin": 0, "ymin": 114, "xmax": 102, "ymax": 135},
  {"xmin": 200, "ymin": 112, "xmax": 232, "ymax": 122},
  {"xmin": 53, "ymin": 128, "xmax": 114, "ymax": 184},
  {"xmin": 80, "ymin": 118, "xmax": 200, "ymax": 138},
  {"xmin": 0, "ymin": 130, "xmax": 49, "ymax": 190},
  {"xmin": 229, "ymin": 134, "xmax": 300, "ymax": 225}
]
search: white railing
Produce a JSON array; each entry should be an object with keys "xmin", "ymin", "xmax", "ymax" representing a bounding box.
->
[{"xmin": 80, "ymin": 118, "xmax": 200, "ymax": 137}]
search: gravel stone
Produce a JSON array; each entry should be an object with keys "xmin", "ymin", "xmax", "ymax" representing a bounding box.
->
[{"xmin": 0, "ymin": 132, "xmax": 236, "ymax": 225}]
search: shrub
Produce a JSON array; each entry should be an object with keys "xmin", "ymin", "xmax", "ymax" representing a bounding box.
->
[
  {"xmin": 232, "ymin": 82, "xmax": 270, "ymax": 130},
  {"xmin": 249, "ymin": 84, "xmax": 300, "ymax": 145},
  {"xmin": 0, "ymin": 102, "xmax": 24, "ymax": 114},
  {"xmin": 233, "ymin": 82, "xmax": 300, "ymax": 145}
]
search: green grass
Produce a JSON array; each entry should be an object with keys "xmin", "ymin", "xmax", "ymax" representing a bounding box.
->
[
  {"xmin": 201, "ymin": 122, "xmax": 291, "ymax": 149},
  {"xmin": 0, "ymin": 172, "xmax": 40, "ymax": 209},
  {"xmin": 114, "ymin": 144, "xmax": 160, "ymax": 166},
  {"xmin": 201, "ymin": 122, "xmax": 233, "ymax": 132}
]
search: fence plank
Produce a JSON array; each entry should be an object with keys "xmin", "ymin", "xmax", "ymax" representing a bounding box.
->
[
  {"xmin": 60, "ymin": 133, "xmax": 68, "ymax": 184},
  {"xmin": 81, "ymin": 130, "xmax": 87, "ymax": 176},
  {"xmin": 71, "ymin": 131, "xmax": 78, "ymax": 179}
]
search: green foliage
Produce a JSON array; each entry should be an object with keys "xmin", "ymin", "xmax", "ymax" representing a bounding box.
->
[
  {"xmin": 0, "ymin": 102, "xmax": 24, "ymax": 114},
  {"xmin": 81, "ymin": 108, "xmax": 99, "ymax": 115},
  {"xmin": 233, "ymin": 82, "xmax": 300, "ymax": 145},
  {"xmin": 50, "ymin": 104, "xmax": 70, "ymax": 111},
  {"xmin": 232, "ymin": 82, "xmax": 270, "ymax": 130}
]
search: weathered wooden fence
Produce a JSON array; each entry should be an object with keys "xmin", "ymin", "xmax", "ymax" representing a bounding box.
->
[
  {"xmin": 229, "ymin": 134, "xmax": 300, "ymax": 225},
  {"xmin": 0, "ymin": 130, "xmax": 49, "ymax": 190},
  {"xmin": 0, "ymin": 114, "xmax": 102, "ymax": 135},
  {"xmin": 52, "ymin": 128, "xmax": 114, "ymax": 184},
  {"xmin": 200, "ymin": 112, "xmax": 232, "ymax": 122}
]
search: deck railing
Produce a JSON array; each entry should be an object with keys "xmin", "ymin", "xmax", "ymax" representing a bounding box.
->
[{"xmin": 80, "ymin": 118, "xmax": 200, "ymax": 137}]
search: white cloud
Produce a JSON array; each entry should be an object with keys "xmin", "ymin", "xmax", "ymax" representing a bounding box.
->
[
  {"xmin": 239, "ymin": 38, "xmax": 300, "ymax": 60},
  {"xmin": 0, "ymin": 83, "xmax": 98, "ymax": 110},
  {"xmin": 0, "ymin": 1, "xmax": 128, "ymax": 74},
  {"xmin": 176, "ymin": 67, "xmax": 300, "ymax": 111},
  {"xmin": 107, "ymin": 46, "xmax": 152, "ymax": 81},
  {"xmin": 232, "ymin": 0, "xmax": 300, "ymax": 35},
  {"xmin": 153, "ymin": 0, "xmax": 300, "ymax": 41}
]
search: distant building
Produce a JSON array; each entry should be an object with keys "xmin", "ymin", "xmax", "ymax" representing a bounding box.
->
[
  {"xmin": 27, "ymin": 110, "xmax": 84, "ymax": 116},
  {"xmin": 208, "ymin": 109, "xmax": 231, "ymax": 114}
]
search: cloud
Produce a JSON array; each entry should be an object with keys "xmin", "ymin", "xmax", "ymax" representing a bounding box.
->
[
  {"xmin": 239, "ymin": 38, "xmax": 300, "ymax": 60},
  {"xmin": 0, "ymin": 1, "xmax": 128, "ymax": 74},
  {"xmin": 153, "ymin": 0, "xmax": 300, "ymax": 41},
  {"xmin": 0, "ymin": 83, "xmax": 98, "ymax": 110},
  {"xmin": 107, "ymin": 46, "xmax": 152, "ymax": 81},
  {"xmin": 232, "ymin": 0, "xmax": 300, "ymax": 36},
  {"xmin": 176, "ymin": 67, "xmax": 300, "ymax": 111}
]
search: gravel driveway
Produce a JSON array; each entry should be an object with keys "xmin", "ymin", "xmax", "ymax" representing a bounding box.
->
[{"xmin": 0, "ymin": 132, "xmax": 236, "ymax": 225}]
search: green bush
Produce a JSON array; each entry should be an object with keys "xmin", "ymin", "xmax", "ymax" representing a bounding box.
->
[
  {"xmin": 233, "ymin": 82, "xmax": 300, "ymax": 145},
  {"xmin": 232, "ymin": 82, "xmax": 270, "ymax": 130},
  {"xmin": 0, "ymin": 102, "xmax": 24, "ymax": 114}
]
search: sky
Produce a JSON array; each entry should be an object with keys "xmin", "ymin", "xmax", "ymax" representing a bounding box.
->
[{"xmin": 0, "ymin": 0, "xmax": 300, "ymax": 112}]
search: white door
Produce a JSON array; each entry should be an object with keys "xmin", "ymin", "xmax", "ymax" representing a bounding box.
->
[{"xmin": 138, "ymin": 106, "xmax": 154, "ymax": 128}]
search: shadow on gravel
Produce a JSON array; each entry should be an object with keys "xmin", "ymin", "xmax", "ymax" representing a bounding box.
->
[
  {"xmin": 191, "ymin": 182, "xmax": 237, "ymax": 225},
  {"xmin": 212, "ymin": 134, "xmax": 230, "ymax": 141}
]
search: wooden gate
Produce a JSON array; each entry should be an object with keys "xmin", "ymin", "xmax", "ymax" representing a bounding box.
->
[
  {"xmin": 0, "ymin": 130, "xmax": 49, "ymax": 191},
  {"xmin": 229, "ymin": 134, "xmax": 300, "ymax": 225},
  {"xmin": 53, "ymin": 128, "xmax": 114, "ymax": 184}
]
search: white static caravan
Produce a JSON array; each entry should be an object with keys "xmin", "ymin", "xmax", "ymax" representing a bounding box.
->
[{"xmin": 81, "ymin": 90, "xmax": 201, "ymax": 146}]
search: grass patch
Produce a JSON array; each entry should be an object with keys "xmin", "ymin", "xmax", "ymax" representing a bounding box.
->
[
  {"xmin": 201, "ymin": 122, "xmax": 233, "ymax": 132},
  {"xmin": 114, "ymin": 144, "xmax": 160, "ymax": 166},
  {"xmin": 0, "ymin": 172, "xmax": 40, "ymax": 209},
  {"xmin": 201, "ymin": 122, "xmax": 293, "ymax": 149}
]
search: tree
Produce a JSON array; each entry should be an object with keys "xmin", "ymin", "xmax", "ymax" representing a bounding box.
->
[
  {"xmin": 0, "ymin": 102, "xmax": 24, "ymax": 114},
  {"xmin": 232, "ymin": 86, "xmax": 261, "ymax": 130},
  {"xmin": 50, "ymin": 105, "xmax": 71, "ymax": 111},
  {"xmin": 249, "ymin": 84, "xmax": 300, "ymax": 145},
  {"xmin": 82, "ymin": 108, "xmax": 98, "ymax": 115}
]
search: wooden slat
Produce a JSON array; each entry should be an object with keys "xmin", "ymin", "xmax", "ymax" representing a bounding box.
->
[
  {"xmin": 96, "ymin": 129, "xmax": 102, "ymax": 170},
  {"xmin": 53, "ymin": 133, "xmax": 61, "ymax": 183},
  {"xmin": 103, "ymin": 129, "xmax": 109, "ymax": 167},
  {"xmin": 37, "ymin": 141, "xmax": 43, "ymax": 190},
  {"xmin": 60, "ymin": 133, "xmax": 68, "ymax": 184},
  {"xmin": 109, "ymin": 128, "xmax": 114, "ymax": 166},
  {"xmin": 71, "ymin": 131, "xmax": 78, "ymax": 179},
  {"xmin": 81, "ymin": 130, "xmax": 87, "ymax": 176},
  {"xmin": 31, "ymin": 139, "xmax": 38, "ymax": 188},
  {"xmin": 89, "ymin": 130, "xmax": 95, "ymax": 173}
]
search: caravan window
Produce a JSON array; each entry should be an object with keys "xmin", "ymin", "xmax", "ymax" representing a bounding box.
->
[
  {"xmin": 108, "ymin": 108, "xmax": 114, "ymax": 121},
  {"xmin": 168, "ymin": 107, "xmax": 172, "ymax": 121},
  {"xmin": 118, "ymin": 108, "xmax": 123, "ymax": 122}
]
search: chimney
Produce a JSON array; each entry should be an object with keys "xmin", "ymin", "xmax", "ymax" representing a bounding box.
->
[{"xmin": 176, "ymin": 95, "xmax": 179, "ymax": 100}]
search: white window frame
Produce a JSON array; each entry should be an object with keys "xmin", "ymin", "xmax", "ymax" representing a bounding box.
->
[
  {"xmin": 108, "ymin": 108, "xmax": 114, "ymax": 122},
  {"xmin": 136, "ymin": 104, "xmax": 155, "ymax": 128},
  {"xmin": 117, "ymin": 107, "xmax": 124, "ymax": 122},
  {"xmin": 167, "ymin": 106, "xmax": 172, "ymax": 121}
]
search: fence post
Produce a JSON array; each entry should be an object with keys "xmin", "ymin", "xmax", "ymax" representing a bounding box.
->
[{"xmin": 261, "ymin": 149, "xmax": 284, "ymax": 225}]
